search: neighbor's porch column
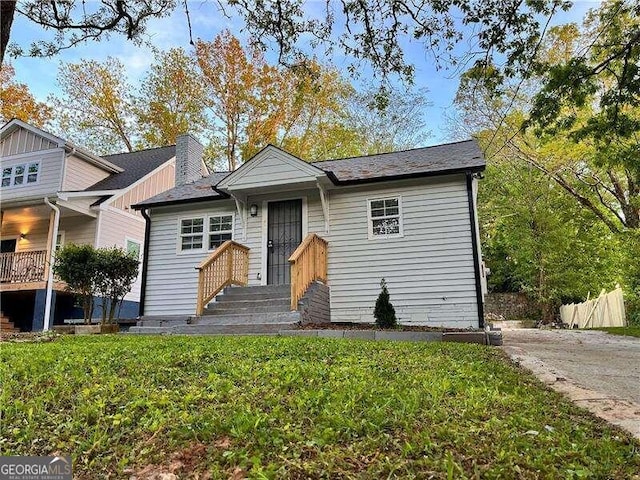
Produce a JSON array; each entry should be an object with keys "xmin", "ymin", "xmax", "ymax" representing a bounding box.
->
[
  {"xmin": 33, "ymin": 206, "xmax": 59, "ymax": 331},
  {"xmin": 43, "ymin": 209, "xmax": 56, "ymax": 280}
]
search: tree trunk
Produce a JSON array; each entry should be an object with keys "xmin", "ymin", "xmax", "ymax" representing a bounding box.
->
[{"xmin": 0, "ymin": 1, "xmax": 16, "ymax": 66}]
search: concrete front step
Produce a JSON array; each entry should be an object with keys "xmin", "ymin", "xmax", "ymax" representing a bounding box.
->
[
  {"xmin": 172, "ymin": 322, "xmax": 295, "ymax": 335},
  {"xmin": 130, "ymin": 284, "xmax": 298, "ymax": 335},
  {"xmin": 130, "ymin": 321, "xmax": 298, "ymax": 335},
  {"xmin": 203, "ymin": 303, "xmax": 291, "ymax": 315},
  {"xmin": 191, "ymin": 311, "xmax": 301, "ymax": 325},
  {"xmin": 215, "ymin": 293, "xmax": 291, "ymax": 302},
  {"xmin": 137, "ymin": 315, "xmax": 190, "ymax": 328},
  {"xmin": 222, "ymin": 284, "xmax": 291, "ymax": 295}
]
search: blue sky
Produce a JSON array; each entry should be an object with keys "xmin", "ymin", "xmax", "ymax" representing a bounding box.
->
[{"xmin": 8, "ymin": 1, "xmax": 599, "ymax": 145}]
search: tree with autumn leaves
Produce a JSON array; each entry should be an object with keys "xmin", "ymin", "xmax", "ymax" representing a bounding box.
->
[
  {"xmin": 11, "ymin": 31, "xmax": 428, "ymax": 171},
  {"xmin": 0, "ymin": 64, "xmax": 51, "ymax": 127}
]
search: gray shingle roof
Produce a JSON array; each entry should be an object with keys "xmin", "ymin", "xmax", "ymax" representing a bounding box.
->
[
  {"xmin": 311, "ymin": 139, "xmax": 484, "ymax": 183},
  {"xmin": 84, "ymin": 145, "xmax": 176, "ymax": 191},
  {"xmin": 134, "ymin": 172, "xmax": 231, "ymax": 207},
  {"xmin": 133, "ymin": 139, "xmax": 484, "ymax": 208}
]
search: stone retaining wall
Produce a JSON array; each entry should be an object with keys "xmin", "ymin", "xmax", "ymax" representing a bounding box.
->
[{"xmin": 484, "ymin": 292, "xmax": 540, "ymax": 321}]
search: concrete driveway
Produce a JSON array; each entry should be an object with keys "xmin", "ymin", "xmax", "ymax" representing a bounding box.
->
[{"xmin": 502, "ymin": 329, "xmax": 640, "ymax": 439}]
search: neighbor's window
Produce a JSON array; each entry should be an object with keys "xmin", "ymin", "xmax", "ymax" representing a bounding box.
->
[
  {"xmin": 55, "ymin": 231, "xmax": 65, "ymax": 251},
  {"xmin": 208, "ymin": 215, "xmax": 233, "ymax": 249},
  {"xmin": 1, "ymin": 162, "xmax": 40, "ymax": 187},
  {"xmin": 368, "ymin": 197, "xmax": 403, "ymax": 238},
  {"xmin": 180, "ymin": 218, "xmax": 204, "ymax": 251},
  {"xmin": 126, "ymin": 239, "xmax": 141, "ymax": 259}
]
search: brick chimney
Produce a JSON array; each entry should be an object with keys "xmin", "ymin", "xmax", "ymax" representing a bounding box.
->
[{"xmin": 175, "ymin": 134, "xmax": 203, "ymax": 186}]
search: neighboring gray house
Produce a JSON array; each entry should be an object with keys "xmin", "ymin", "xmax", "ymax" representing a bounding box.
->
[
  {"xmin": 0, "ymin": 119, "xmax": 204, "ymax": 331},
  {"xmin": 132, "ymin": 138, "xmax": 487, "ymax": 333}
]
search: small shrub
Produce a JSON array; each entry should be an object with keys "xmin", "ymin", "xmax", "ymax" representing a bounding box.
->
[
  {"xmin": 54, "ymin": 244, "xmax": 139, "ymax": 324},
  {"xmin": 374, "ymin": 278, "xmax": 397, "ymax": 328},
  {"xmin": 94, "ymin": 247, "xmax": 139, "ymax": 323},
  {"xmin": 53, "ymin": 244, "xmax": 99, "ymax": 323}
]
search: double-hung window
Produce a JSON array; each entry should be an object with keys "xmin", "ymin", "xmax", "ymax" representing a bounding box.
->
[
  {"xmin": 180, "ymin": 218, "xmax": 204, "ymax": 251},
  {"xmin": 1, "ymin": 162, "xmax": 40, "ymax": 187},
  {"xmin": 179, "ymin": 215, "xmax": 234, "ymax": 252},
  {"xmin": 208, "ymin": 215, "xmax": 233, "ymax": 249},
  {"xmin": 368, "ymin": 197, "xmax": 403, "ymax": 238}
]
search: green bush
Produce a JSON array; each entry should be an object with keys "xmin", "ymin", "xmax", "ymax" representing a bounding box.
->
[
  {"xmin": 54, "ymin": 244, "xmax": 139, "ymax": 324},
  {"xmin": 374, "ymin": 278, "xmax": 397, "ymax": 328},
  {"xmin": 52, "ymin": 244, "xmax": 99, "ymax": 323}
]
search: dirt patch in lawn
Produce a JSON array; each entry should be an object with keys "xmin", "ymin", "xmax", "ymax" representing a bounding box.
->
[{"xmin": 0, "ymin": 331, "xmax": 60, "ymax": 343}]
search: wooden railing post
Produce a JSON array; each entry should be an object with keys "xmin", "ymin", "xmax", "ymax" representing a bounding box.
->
[
  {"xmin": 195, "ymin": 241, "xmax": 250, "ymax": 316},
  {"xmin": 288, "ymin": 233, "xmax": 328, "ymax": 311},
  {"xmin": 196, "ymin": 269, "xmax": 205, "ymax": 315}
]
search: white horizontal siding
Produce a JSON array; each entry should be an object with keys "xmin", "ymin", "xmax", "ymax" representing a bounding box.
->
[
  {"xmin": 96, "ymin": 208, "xmax": 145, "ymax": 302},
  {"xmin": 144, "ymin": 201, "xmax": 238, "ymax": 315},
  {"xmin": 2, "ymin": 219, "xmax": 49, "ymax": 252},
  {"xmin": 323, "ymin": 175, "xmax": 478, "ymax": 327},
  {"xmin": 60, "ymin": 216, "xmax": 96, "ymax": 246},
  {"xmin": 62, "ymin": 154, "xmax": 110, "ymax": 191},
  {"xmin": 0, "ymin": 149, "xmax": 64, "ymax": 202},
  {"xmin": 143, "ymin": 174, "xmax": 479, "ymax": 327},
  {"xmin": 2, "ymin": 215, "xmax": 96, "ymax": 253},
  {"xmin": 241, "ymin": 190, "xmax": 325, "ymax": 285}
]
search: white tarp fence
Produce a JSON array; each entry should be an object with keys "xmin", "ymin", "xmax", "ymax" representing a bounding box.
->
[{"xmin": 560, "ymin": 287, "xmax": 627, "ymax": 329}]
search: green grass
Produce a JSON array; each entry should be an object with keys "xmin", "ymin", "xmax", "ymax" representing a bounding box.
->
[
  {"xmin": 594, "ymin": 326, "xmax": 640, "ymax": 338},
  {"xmin": 1, "ymin": 336, "xmax": 638, "ymax": 479}
]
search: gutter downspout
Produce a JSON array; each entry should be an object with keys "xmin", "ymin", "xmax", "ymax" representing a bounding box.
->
[
  {"xmin": 138, "ymin": 208, "xmax": 152, "ymax": 317},
  {"xmin": 43, "ymin": 197, "xmax": 60, "ymax": 331},
  {"xmin": 465, "ymin": 172, "xmax": 485, "ymax": 329}
]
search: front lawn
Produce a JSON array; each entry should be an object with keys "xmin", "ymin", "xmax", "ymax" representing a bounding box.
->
[
  {"xmin": 1, "ymin": 336, "xmax": 638, "ymax": 479},
  {"xmin": 594, "ymin": 326, "xmax": 640, "ymax": 338}
]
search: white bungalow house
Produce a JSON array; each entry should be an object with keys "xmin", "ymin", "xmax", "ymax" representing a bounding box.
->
[
  {"xmin": 0, "ymin": 119, "xmax": 206, "ymax": 331},
  {"xmin": 131, "ymin": 137, "xmax": 487, "ymax": 334}
]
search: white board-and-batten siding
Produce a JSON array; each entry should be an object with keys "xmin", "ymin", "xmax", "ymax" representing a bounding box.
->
[
  {"xmin": 222, "ymin": 148, "xmax": 320, "ymax": 190},
  {"xmin": 0, "ymin": 128, "xmax": 58, "ymax": 157},
  {"xmin": 110, "ymin": 161, "xmax": 175, "ymax": 214},
  {"xmin": 144, "ymin": 174, "xmax": 479, "ymax": 327}
]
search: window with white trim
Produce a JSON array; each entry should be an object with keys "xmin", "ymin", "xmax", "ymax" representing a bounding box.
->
[
  {"xmin": 368, "ymin": 197, "xmax": 403, "ymax": 238},
  {"xmin": 55, "ymin": 231, "xmax": 65, "ymax": 251},
  {"xmin": 126, "ymin": 239, "xmax": 141, "ymax": 259},
  {"xmin": 180, "ymin": 218, "xmax": 204, "ymax": 251},
  {"xmin": 208, "ymin": 215, "xmax": 233, "ymax": 249},
  {"xmin": 1, "ymin": 162, "xmax": 40, "ymax": 187}
]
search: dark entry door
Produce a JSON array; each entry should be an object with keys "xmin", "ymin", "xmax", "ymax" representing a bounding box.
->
[
  {"xmin": 267, "ymin": 199, "xmax": 302, "ymax": 285},
  {"xmin": 1, "ymin": 239, "xmax": 17, "ymax": 253}
]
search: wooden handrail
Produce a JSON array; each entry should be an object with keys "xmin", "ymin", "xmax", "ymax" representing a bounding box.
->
[
  {"xmin": 288, "ymin": 233, "xmax": 328, "ymax": 310},
  {"xmin": 195, "ymin": 240, "xmax": 250, "ymax": 315}
]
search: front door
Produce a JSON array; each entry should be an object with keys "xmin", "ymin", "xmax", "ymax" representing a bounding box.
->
[
  {"xmin": 1, "ymin": 239, "xmax": 16, "ymax": 253},
  {"xmin": 267, "ymin": 199, "xmax": 302, "ymax": 285}
]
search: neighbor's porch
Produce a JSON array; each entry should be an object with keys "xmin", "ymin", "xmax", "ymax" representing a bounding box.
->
[{"xmin": 1, "ymin": 202, "xmax": 97, "ymax": 291}]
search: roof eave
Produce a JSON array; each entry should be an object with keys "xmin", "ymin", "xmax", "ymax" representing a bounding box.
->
[
  {"xmin": 64, "ymin": 143, "xmax": 123, "ymax": 173},
  {"xmin": 324, "ymin": 164, "xmax": 486, "ymax": 186},
  {"xmin": 132, "ymin": 192, "xmax": 231, "ymax": 210}
]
